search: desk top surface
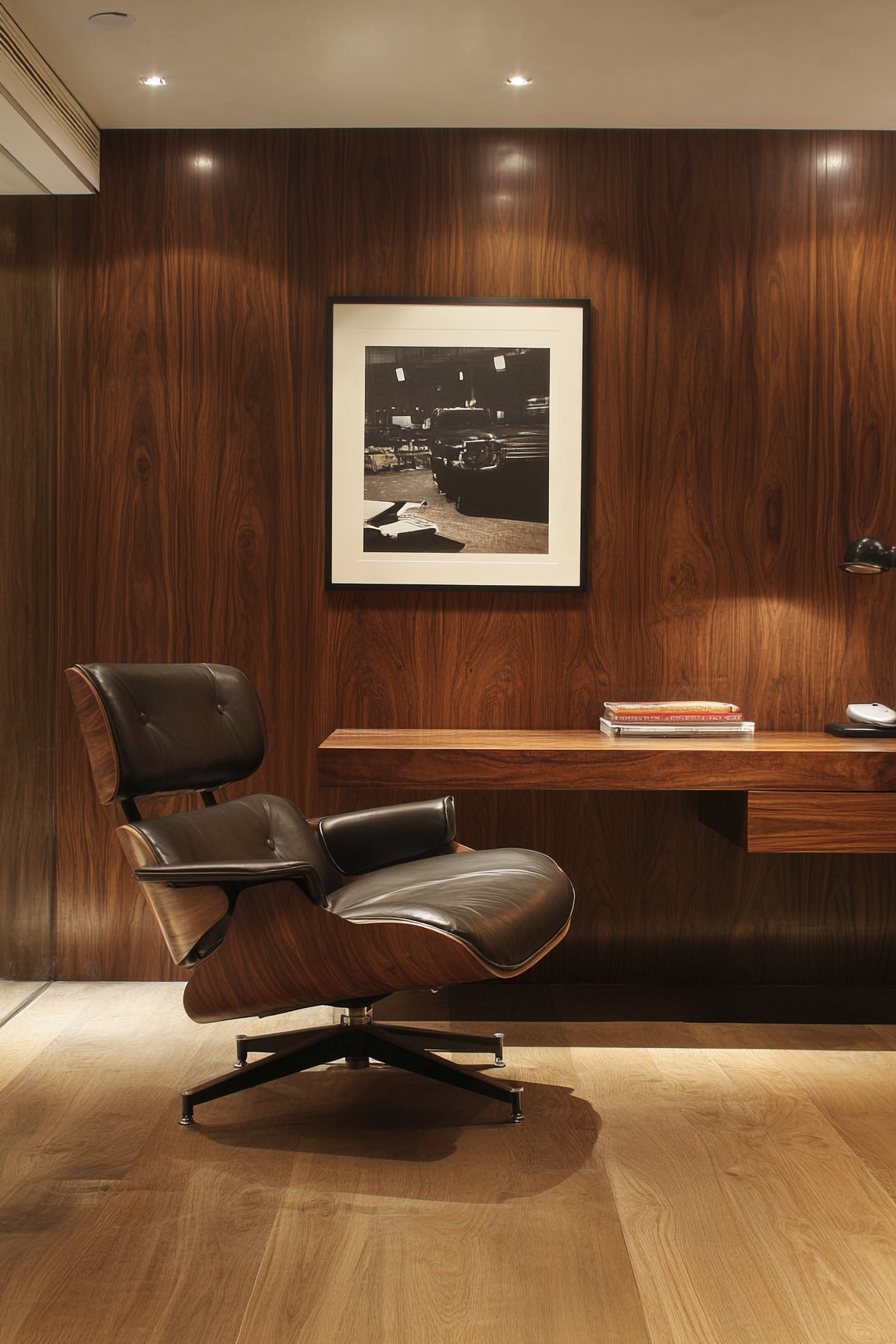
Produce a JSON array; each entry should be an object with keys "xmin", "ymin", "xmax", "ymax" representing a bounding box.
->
[{"xmin": 318, "ymin": 728, "xmax": 896, "ymax": 792}]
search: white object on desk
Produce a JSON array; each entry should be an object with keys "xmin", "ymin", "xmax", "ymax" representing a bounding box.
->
[{"xmin": 846, "ymin": 702, "xmax": 896, "ymax": 726}]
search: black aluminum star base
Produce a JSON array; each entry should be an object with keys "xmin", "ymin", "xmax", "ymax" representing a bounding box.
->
[{"xmin": 179, "ymin": 1011, "xmax": 523, "ymax": 1125}]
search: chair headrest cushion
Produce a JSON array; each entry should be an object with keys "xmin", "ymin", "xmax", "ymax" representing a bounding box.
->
[{"xmin": 69, "ymin": 663, "xmax": 266, "ymax": 802}]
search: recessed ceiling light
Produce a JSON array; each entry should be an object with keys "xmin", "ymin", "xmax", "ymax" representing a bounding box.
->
[
  {"xmin": 505, "ymin": 75, "xmax": 532, "ymax": 87},
  {"xmin": 88, "ymin": 11, "xmax": 135, "ymax": 26},
  {"xmin": 140, "ymin": 76, "xmax": 166, "ymax": 86}
]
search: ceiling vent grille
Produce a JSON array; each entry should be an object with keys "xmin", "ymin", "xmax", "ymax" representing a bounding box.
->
[{"xmin": 0, "ymin": 4, "xmax": 99, "ymax": 193}]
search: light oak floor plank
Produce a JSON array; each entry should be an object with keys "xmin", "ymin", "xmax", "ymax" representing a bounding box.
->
[
  {"xmin": 0, "ymin": 980, "xmax": 48, "ymax": 1026},
  {"xmin": 661, "ymin": 1046, "xmax": 896, "ymax": 1342},
  {"xmin": 239, "ymin": 1164, "xmax": 645, "ymax": 1344},
  {"xmin": 4, "ymin": 985, "xmax": 896, "ymax": 1344},
  {"xmin": 0, "ymin": 985, "xmax": 336, "ymax": 1344},
  {"xmin": 571, "ymin": 1042, "xmax": 896, "ymax": 1344},
  {"xmin": 569, "ymin": 1046, "xmax": 808, "ymax": 1343},
  {"xmin": 768, "ymin": 1035, "xmax": 896, "ymax": 1203},
  {"xmin": 234, "ymin": 1025, "xmax": 641, "ymax": 1344}
]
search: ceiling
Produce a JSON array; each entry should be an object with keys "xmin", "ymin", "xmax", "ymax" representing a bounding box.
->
[{"xmin": 6, "ymin": 0, "xmax": 896, "ymax": 133}]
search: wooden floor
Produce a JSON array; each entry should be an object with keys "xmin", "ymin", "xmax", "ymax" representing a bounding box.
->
[
  {"xmin": 0, "ymin": 980, "xmax": 48, "ymax": 1027},
  {"xmin": 3, "ymin": 983, "xmax": 896, "ymax": 1344}
]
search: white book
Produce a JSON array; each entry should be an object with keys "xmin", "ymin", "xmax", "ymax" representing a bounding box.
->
[{"xmin": 599, "ymin": 717, "xmax": 755, "ymax": 738}]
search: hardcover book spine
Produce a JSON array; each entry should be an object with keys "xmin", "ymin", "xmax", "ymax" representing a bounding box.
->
[
  {"xmin": 606, "ymin": 713, "xmax": 744, "ymax": 723},
  {"xmin": 599, "ymin": 718, "xmax": 755, "ymax": 737},
  {"xmin": 603, "ymin": 702, "xmax": 740, "ymax": 716}
]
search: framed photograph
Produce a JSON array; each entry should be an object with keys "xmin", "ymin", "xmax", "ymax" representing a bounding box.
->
[{"xmin": 327, "ymin": 297, "xmax": 590, "ymax": 589}]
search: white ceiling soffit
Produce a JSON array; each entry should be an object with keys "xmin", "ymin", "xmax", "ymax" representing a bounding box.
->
[
  {"xmin": 0, "ymin": 3, "xmax": 98, "ymax": 193},
  {"xmin": 6, "ymin": 0, "xmax": 896, "ymax": 133}
]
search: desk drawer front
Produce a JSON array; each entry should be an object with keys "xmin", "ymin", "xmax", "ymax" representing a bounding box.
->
[
  {"xmin": 748, "ymin": 792, "xmax": 896, "ymax": 852},
  {"xmin": 700, "ymin": 791, "xmax": 896, "ymax": 852}
]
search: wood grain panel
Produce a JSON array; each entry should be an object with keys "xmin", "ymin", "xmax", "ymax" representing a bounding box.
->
[
  {"xmin": 55, "ymin": 131, "xmax": 296, "ymax": 979},
  {"xmin": 53, "ymin": 128, "xmax": 896, "ymax": 985},
  {"xmin": 64, "ymin": 666, "xmax": 119, "ymax": 803},
  {"xmin": 0, "ymin": 197, "xmax": 56, "ymax": 980},
  {"xmin": 318, "ymin": 728, "xmax": 896, "ymax": 792},
  {"xmin": 816, "ymin": 132, "xmax": 896, "ymax": 716},
  {"xmin": 748, "ymin": 791, "xmax": 896, "ymax": 853}
]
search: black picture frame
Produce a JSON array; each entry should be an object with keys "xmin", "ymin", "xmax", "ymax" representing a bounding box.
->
[{"xmin": 327, "ymin": 297, "xmax": 590, "ymax": 590}]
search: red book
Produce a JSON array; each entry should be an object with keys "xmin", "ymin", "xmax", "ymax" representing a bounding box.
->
[
  {"xmin": 604, "ymin": 700, "xmax": 743, "ymax": 722},
  {"xmin": 606, "ymin": 712, "xmax": 744, "ymax": 723}
]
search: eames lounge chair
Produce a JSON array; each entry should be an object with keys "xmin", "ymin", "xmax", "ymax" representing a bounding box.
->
[{"xmin": 66, "ymin": 662, "xmax": 575, "ymax": 1125}]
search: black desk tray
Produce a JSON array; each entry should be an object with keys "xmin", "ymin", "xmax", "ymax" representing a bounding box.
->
[{"xmin": 825, "ymin": 722, "xmax": 896, "ymax": 737}]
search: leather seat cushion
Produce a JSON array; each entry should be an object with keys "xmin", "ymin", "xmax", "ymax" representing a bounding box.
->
[{"xmin": 324, "ymin": 847, "xmax": 574, "ymax": 970}]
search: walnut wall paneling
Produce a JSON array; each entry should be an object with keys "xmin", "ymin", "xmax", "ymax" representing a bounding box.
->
[
  {"xmin": 55, "ymin": 129, "xmax": 896, "ymax": 984},
  {"xmin": 815, "ymin": 132, "xmax": 896, "ymax": 707},
  {"xmin": 0, "ymin": 196, "xmax": 56, "ymax": 980},
  {"xmin": 56, "ymin": 131, "xmax": 298, "ymax": 979}
]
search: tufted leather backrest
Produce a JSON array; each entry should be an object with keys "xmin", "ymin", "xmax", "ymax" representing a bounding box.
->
[{"xmin": 66, "ymin": 662, "xmax": 266, "ymax": 804}]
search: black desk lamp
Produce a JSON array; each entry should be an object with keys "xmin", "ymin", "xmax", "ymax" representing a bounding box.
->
[
  {"xmin": 838, "ymin": 536, "xmax": 896, "ymax": 574},
  {"xmin": 826, "ymin": 537, "xmax": 896, "ymax": 735}
]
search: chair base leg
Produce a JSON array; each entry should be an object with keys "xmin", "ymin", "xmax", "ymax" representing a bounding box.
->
[
  {"xmin": 234, "ymin": 1022, "xmax": 339, "ymax": 1067},
  {"xmin": 235, "ymin": 1020, "xmax": 506, "ymax": 1067},
  {"xmin": 181, "ymin": 1019, "xmax": 523, "ymax": 1125}
]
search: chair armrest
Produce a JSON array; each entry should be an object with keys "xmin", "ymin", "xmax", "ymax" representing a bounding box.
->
[
  {"xmin": 133, "ymin": 860, "xmax": 325, "ymax": 901},
  {"xmin": 317, "ymin": 796, "xmax": 456, "ymax": 875}
]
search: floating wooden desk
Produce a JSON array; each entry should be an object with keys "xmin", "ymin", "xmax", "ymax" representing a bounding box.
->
[{"xmin": 318, "ymin": 729, "xmax": 896, "ymax": 854}]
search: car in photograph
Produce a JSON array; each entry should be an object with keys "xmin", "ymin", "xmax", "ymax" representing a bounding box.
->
[
  {"xmin": 365, "ymin": 447, "xmax": 399, "ymax": 472},
  {"xmin": 452, "ymin": 401, "xmax": 549, "ymax": 522},
  {"xmin": 426, "ymin": 406, "xmax": 496, "ymax": 496},
  {"xmin": 393, "ymin": 437, "xmax": 431, "ymax": 470},
  {"xmin": 364, "ymin": 426, "xmax": 400, "ymax": 472}
]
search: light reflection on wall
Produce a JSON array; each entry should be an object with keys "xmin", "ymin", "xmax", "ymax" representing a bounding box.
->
[
  {"xmin": 487, "ymin": 144, "xmax": 535, "ymax": 210},
  {"xmin": 818, "ymin": 149, "xmax": 849, "ymax": 173}
]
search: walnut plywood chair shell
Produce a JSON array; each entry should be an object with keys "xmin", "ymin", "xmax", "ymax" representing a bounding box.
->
[{"xmin": 66, "ymin": 663, "xmax": 575, "ymax": 1125}]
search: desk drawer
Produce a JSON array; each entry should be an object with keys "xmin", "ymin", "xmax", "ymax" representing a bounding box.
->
[{"xmin": 699, "ymin": 791, "xmax": 896, "ymax": 853}]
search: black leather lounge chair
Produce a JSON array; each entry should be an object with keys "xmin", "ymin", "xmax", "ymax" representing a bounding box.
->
[{"xmin": 66, "ymin": 663, "xmax": 575, "ymax": 1125}]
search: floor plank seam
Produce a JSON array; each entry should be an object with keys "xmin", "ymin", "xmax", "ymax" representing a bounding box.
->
[{"xmin": 0, "ymin": 980, "xmax": 51, "ymax": 1030}]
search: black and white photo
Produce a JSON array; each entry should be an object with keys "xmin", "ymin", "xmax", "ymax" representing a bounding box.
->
[{"xmin": 328, "ymin": 299, "xmax": 589, "ymax": 588}]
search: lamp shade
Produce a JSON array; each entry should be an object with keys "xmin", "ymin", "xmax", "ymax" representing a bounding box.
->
[{"xmin": 839, "ymin": 536, "xmax": 896, "ymax": 573}]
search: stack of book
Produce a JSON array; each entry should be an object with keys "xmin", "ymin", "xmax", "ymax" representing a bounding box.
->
[{"xmin": 599, "ymin": 700, "xmax": 755, "ymax": 738}]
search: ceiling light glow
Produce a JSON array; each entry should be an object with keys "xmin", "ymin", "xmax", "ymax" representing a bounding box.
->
[
  {"xmin": 505, "ymin": 75, "xmax": 532, "ymax": 87},
  {"xmin": 140, "ymin": 76, "xmax": 166, "ymax": 86}
]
